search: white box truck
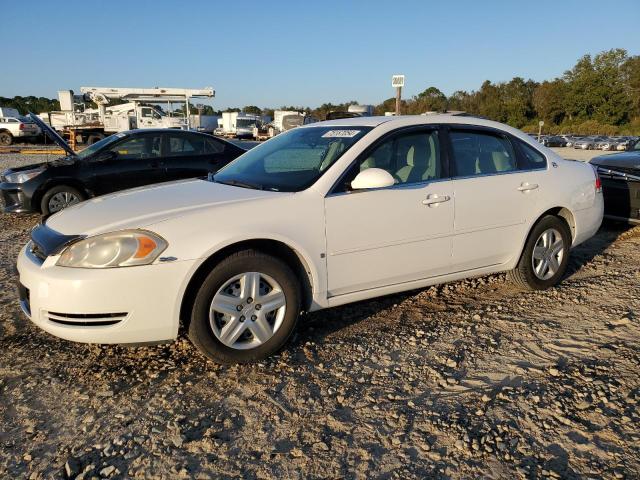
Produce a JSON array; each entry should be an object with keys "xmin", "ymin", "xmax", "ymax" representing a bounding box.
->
[{"xmin": 220, "ymin": 112, "xmax": 261, "ymax": 139}]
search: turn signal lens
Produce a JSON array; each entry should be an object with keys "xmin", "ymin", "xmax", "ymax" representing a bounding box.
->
[
  {"xmin": 57, "ymin": 230, "xmax": 168, "ymax": 268},
  {"xmin": 134, "ymin": 236, "xmax": 158, "ymax": 258}
]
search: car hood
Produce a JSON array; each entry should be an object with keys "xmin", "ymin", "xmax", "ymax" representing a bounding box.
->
[
  {"xmin": 2, "ymin": 156, "xmax": 77, "ymax": 177},
  {"xmin": 590, "ymin": 151, "xmax": 640, "ymax": 169},
  {"xmin": 45, "ymin": 179, "xmax": 281, "ymax": 236}
]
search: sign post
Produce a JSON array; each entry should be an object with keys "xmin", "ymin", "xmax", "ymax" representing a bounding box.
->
[
  {"xmin": 196, "ymin": 103, "xmax": 205, "ymax": 130},
  {"xmin": 538, "ymin": 120, "xmax": 544, "ymax": 142},
  {"xmin": 392, "ymin": 75, "xmax": 405, "ymax": 116}
]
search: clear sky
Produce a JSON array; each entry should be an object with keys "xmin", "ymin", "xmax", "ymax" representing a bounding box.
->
[{"xmin": 3, "ymin": 0, "xmax": 639, "ymax": 110}]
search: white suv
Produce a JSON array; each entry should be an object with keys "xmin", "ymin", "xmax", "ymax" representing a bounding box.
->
[
  {"xmin": 17, "ymin": 115, "xmax": 604, "ymax": 364},
  {"xmin": 0, "ymin": 116, "xmax": 40, "ymax": 145}
]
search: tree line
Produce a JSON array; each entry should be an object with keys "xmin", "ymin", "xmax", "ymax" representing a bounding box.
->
[{"xmin": 2, "ymin": 49, "xmax": 638, "ymax": 135}]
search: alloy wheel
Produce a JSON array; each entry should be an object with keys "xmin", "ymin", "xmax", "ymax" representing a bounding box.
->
[
  {"xmin": 531, "ymin": 228, "xmax": 564, "ymax": 280},
  {"xmin": 209, "ymin": 271, "xmax": 286, "ymax": 350},
  {"xmin": 48, "ymin": 191, "xmax": 80, "ymax": 212}
]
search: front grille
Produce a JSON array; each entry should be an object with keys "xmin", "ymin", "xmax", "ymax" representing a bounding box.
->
[{"xmin": 44, "ymin": 311, "xmax": 127, "ymax": 327}]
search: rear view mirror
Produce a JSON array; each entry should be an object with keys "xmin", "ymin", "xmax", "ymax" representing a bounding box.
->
[{"xmin": 351, "ymin": 168, "xmax": 395, "ymax": 190}]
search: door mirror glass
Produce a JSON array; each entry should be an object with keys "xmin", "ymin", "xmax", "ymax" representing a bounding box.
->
[
  {"xmin": 351, "ymin": 168, "xmax": 395, "ymax": 190},
  {"xmin": 93, "ymin": 150, "xmax": 117, "ymax": 162}
]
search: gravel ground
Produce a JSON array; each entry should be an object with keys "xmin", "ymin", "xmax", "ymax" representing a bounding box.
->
[{"xmin": 1, "ymin": 153, "xmax": 639, "ymax": 479}]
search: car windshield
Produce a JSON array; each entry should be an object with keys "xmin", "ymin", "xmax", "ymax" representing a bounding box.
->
[
  {"xmin": 213, "ymin": 126, "xmax": 372, "ymax": 192},
  {"xmin": 75, "ymin": 134, "xmax": 126, "ymax": 160}
]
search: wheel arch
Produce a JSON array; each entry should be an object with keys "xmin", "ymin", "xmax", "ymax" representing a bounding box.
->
[
  {"xmin": 517, "ymin": 206, "xmax": 576, "ymax": 263},
  {"xmin": 31, "ymin": 178, "xmax": 91, "ymax": 212},
  {"xmin": 179, "ymin": 238, "xmax": 315, "ymax": 332}
]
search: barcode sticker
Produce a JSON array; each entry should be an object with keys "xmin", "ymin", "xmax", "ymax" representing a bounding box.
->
[{"xmin": 322, "ymin": 130, "xmax": 360, "ymax": 138}]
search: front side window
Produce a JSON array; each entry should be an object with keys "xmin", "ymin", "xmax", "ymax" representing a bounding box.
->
[
  {"xmin": 450, "ymin": 130, "xmax": 517, "ymax": 177},
  {"xmin": 214, "ymin": 126, "xmax": 371, "ymax": 192},
  {"xmin": 340, "ymin": 130, "xmax": 441, "ymax": 190},
  {"xmin": 110, "ymin": 135, "xmax": 161, "ymax": 159}
]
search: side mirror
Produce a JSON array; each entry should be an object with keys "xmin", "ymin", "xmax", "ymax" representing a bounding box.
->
[
  {"xmin": 93, "ymin": 150, "xmax": 117, "ymax": 162},
  {"xmin": 351, "ymin": 168, "xmax": 395, "ymax": 190}
]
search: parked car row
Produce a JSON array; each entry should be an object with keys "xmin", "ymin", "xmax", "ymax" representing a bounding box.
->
[
  {"xmin": 9, "ymin": 115, "xmax": 605, "ymax": 364},
  {"xmin": 530, "ymin": 134, "xmax": 638, "ymax": 151}
]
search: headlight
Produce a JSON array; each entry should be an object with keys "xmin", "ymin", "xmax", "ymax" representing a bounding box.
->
[
  {"xmin": 57, "ymin": 230, "xmax": 168, "ymax": 268},
  {"xmin": 4, "ymin": 168, "xmax": 44, "ymax": 183}
]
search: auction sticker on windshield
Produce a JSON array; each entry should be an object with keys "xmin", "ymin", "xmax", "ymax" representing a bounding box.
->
[{"xmin": 322, "ymin": 130, "xmax": 361, "ymax": 138}]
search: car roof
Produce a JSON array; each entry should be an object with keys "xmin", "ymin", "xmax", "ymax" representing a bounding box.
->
[
  {"xmin": 125, "ymin": 128, "xmax": 212, "ymax": 136},
  {"xmin": 305, "ymin": 114, "xmax": 531, "ymax": 139}
]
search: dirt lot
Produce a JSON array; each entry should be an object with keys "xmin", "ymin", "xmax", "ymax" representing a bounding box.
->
[{"xmin": 1, "ymin": 152, "xmax": 639, "ymax": 479}]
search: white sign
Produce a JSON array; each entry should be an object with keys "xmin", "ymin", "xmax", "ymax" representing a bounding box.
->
[
  {"xmin": 392, "ymin": 75, "xmax": 405, "ymax": 88},
  {"xmin": 538, "ymin": 120, "xmax": 545, "ymax": 127}
]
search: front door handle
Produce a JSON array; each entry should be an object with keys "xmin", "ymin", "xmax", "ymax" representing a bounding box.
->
[
  {"xmin": 517, "ymin": 183, "xmax": 539, "ymax": 192},
  {"xmin": 422, "ymin": 194, "xmax": 450, "ymax": 206}
]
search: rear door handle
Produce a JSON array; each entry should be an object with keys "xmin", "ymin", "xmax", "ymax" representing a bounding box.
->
[
  {"xmin": 517, "ymin": 183, "xmax": 539, "ymax": 192},
  {"xmin": 422, "ymin": 194, "xmax": 450, "ymax": 206}
]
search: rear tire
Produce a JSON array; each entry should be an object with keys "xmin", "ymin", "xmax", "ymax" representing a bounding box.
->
[
  {"xmin": 188, "ymin": 249, "xmax": 301, "ymax": 364},
  {"xmin": 508, "ymin": 215, "xmax": 571, "ymax": 290},
  {"xmin": 40, "ymin": 185, "xmax": 86, "ymax": 215},
  {"xmin": 0, "ymin": 132, "xmax": 13, "ymax": 146}
]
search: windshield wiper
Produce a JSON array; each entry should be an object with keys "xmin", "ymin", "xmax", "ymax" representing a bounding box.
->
[{"xmin": 214, "ymin": 178, "xmax": 265, "ymax": 190}]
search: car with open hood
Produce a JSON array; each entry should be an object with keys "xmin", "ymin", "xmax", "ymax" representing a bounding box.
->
[
  {"xmin": 0, "ymin": 114, "xmax": 246, "ymax": 214},
  {"xmin": 16, "ymin": 115, "xmax": 603, "ymax": 364}
]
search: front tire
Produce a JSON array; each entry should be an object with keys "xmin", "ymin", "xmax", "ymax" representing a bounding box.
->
[
  {"xmin": 188, "ymin": 250, "xmax": 301, "ymax": 364},
  {"xmin": 508, "ymin": 215, "xmax": 571, "ymax": 290},
  {"xmin": 40, "ymin": 185, "xmax": 86, "ymax": 215},
  {"xmin": 0, "ymin": 132, "xmax": 13, "ymax": 146}
]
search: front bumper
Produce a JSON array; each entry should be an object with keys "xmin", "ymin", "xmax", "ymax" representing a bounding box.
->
[
  {"xmin": 0, "ymin": 182, "xmax": 35, "ymax": 213},
  {"xmin": 17, "ymin": 245, "xmax": 197, "ymax": 344}
]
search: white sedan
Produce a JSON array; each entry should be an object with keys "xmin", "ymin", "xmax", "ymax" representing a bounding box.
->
[{"xmin": 17, "ymin": 115, "xmax": 604, "ymax": 363}]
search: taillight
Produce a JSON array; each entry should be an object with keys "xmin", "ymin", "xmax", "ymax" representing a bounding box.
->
[
  {"xmin": 595, "ymin": 171, "xmax": 602, "ymax": 193},
  {"xmin": 19, "ymin": 123, "xmax": 25, "ymax": 130}
]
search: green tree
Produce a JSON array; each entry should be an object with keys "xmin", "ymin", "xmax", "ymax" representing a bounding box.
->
[
  {"xmin": 622, "ymin": 55, "xmax": 640, "ymax": 118},
  {"xmin": 411, "ymin": 87, "xmax": 448, "ymax": 113},
  {"xmin": 501, "ymin": 77, "xmax": 537, "ymax": 128},
  {"xmin": 533, "ymin": 80, "xmax": 567, "ymax": 124},
  {"xmin": 243, "ymin": 105, "xmax": 262, "ymax": 115}
]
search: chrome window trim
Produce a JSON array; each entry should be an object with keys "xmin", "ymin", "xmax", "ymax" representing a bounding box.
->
[{"xmin": 596, "ymin": 166, "xmax": 640, "ymax": 182}]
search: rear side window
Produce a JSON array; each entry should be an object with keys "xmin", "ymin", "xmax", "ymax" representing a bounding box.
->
[
  {"xmin": 204, "ymin": 137, "xmax": 225, "ymax": 154},
  {"xmin": 450, "ymin": 130, "xmax": 517, "ymax": 177},
  {"xmin": 167, "ymin": 134, "xmax": 206, "ymax": 156},
  {"xmin": 518, "ymin": 140, "xmax": 547, "ymax": 169}
]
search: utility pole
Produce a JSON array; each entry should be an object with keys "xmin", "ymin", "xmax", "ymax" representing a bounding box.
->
[{"xmin": 392, "ymin": 75, "xmax": 405, "ymax": 115}]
